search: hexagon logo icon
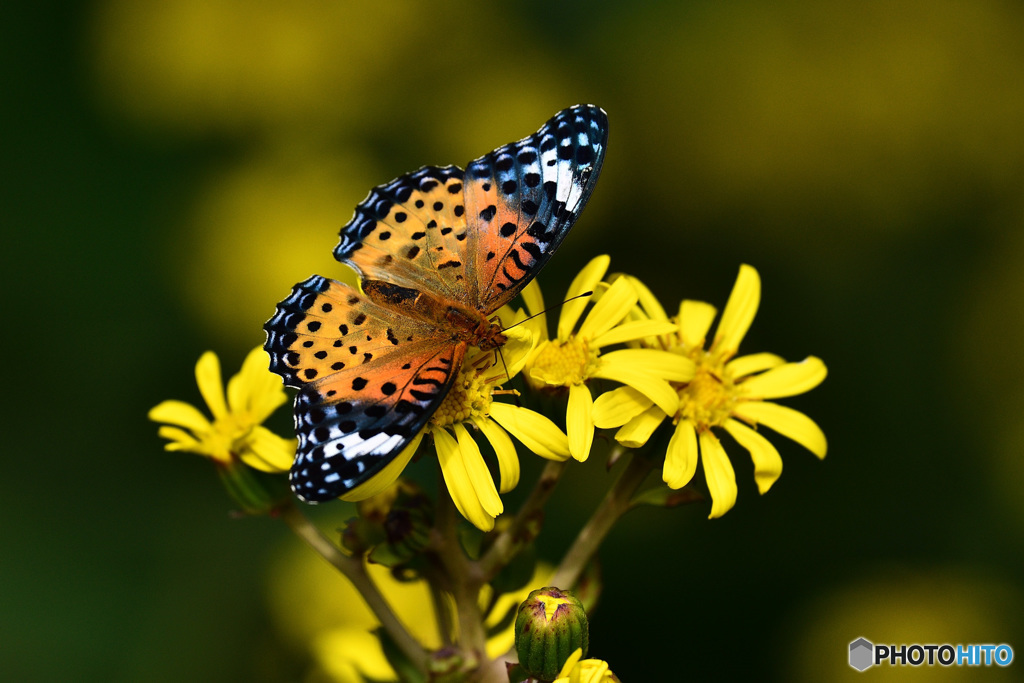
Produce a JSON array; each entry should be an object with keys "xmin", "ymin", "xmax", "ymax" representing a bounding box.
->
[{"xmin": 849, "ymin": 637, "xmax": 874, "ymax": 671}]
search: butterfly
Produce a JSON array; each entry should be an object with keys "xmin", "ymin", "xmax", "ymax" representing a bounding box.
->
[{"xmin": 264, "ymin": 104, "xmax": 608, "ymax": 502}]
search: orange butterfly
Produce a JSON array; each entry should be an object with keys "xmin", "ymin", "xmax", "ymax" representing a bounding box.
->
[{"xmin": 265, "ymin": 105, "xmax": 608, "ymax": 501}]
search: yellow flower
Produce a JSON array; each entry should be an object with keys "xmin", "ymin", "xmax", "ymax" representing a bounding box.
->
[
  {"xmin": 149, "ymin": 346, "xmax": 295, "ymax": 472},
  {"xmin": 424, "ymin": 309, "xmax": 571, "ymax": 532},
  {"xmin": 553, "ymin": 648, "xmax": 620, "ymax": 683},
  {"xmin": 594, "ymin": 265, "xmax": 828, "ymax": 518},
  {"xmin": 522, "ymin": 255, "xmax": 689, "ymax": 462}
]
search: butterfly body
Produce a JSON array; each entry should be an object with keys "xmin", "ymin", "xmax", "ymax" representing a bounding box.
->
[
  {"xmin": 265, "ymin": 105, "xmax": 608, "ymax": 502},
  {"xmin": 359, "ymin": 279, "xmax": 508, "ymax": 351}
]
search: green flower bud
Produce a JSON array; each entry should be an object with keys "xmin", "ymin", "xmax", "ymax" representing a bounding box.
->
[{"xmin": 514, "ymin": 587, "xmax": 589, "ymax": 682}]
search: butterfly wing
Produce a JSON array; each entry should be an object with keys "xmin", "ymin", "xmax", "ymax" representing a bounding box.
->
[
  {"xmin": 264, "ymin": 275, "xmax": 466, "ymax": 501},
  {"xmin": 333, "ymin": 165, "xmax": 473, "ymax": 306},
  {"xmin": 462, "ymin": 104, "xmax": 608, "ymax": 311},
  {"xmin": 265, "ymin": 104, "xmax": 608, "ymax": 501}
]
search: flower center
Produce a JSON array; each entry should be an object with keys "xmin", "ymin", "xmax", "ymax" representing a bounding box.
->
[
  {"xmin": 431, "ymin": 369, "xmax": 493, "ymax": 428},
  {"xmin": 676, "ymin": 350, "xmax": 741, "ymax": 430},
  {"xmin": 207, "ymin": 414, "xmax": 253, "ymax": 463},
  {"xmin": 528, "ymin": 336, "xmax": 599, "ymax": 386}
]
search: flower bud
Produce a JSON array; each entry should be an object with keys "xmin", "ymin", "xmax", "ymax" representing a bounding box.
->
[{"xmin": 514, "ymin": 587, "xmax": 589, "ymax": 681}]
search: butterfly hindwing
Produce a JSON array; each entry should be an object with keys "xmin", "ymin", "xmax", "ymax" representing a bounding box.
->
[
  {"xmin": 333, "ymin": 166, "xmax": 473, "ymax": 306},
  {"xmin": 264, "ymin": 275, "xmax": 466, "ymax": 501},
  {"xmin": 463, "ymin": 104, "xmax": 608, "ymax": 311}
]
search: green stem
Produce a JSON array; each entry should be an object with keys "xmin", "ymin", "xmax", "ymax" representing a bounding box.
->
[
  {"xmin": 279, "ymin": 503, "xmax": 428, "ymax": 671},
  {"xmin": 548, "ymin": 452, "xmax": 656, "ymax": 589},
  {"xmin": 430, "ymin": 478, "xmax": 489, "ymax": 657},
  {"xmin": 479, "ymin": 459, "xmax": 568, "ymax": 582}
]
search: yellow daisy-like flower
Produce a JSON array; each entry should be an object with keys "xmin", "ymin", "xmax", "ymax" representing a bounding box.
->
[
  {"xmin": 149, "ymin": 346, "xmax": 295, "ymax": 471},
  {"xmin": 593, "ymin": 265, "xmax": 828, "ymax": 518},
  {"xmin": 423, "ymin": 312, "xmax": 571, "ymax": 532},
  {"xmin": 522, "ymin": 255, "xmax": 690, "ymax": 462},
  {"xmin": 552, "ymin": 648, "xmax": 620, "ymax": 683}
]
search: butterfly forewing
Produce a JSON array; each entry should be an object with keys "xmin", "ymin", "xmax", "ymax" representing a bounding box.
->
[
  {"xmin": 333, "ymin": 166, "xmax": 473, "ymax": 306},
  {"xmin": 264, "ymin": 275, "xmax": 466, "ymax": 501},
  {"xmin": 463, "ymin": 104, "xmax": 608, "ymax": 312}
]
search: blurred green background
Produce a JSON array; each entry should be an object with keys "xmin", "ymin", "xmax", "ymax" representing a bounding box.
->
[{"xmin": 5, "ymin": 0, "xmax": 1024, "ymax": 680}]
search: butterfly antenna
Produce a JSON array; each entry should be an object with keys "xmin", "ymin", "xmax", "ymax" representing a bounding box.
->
[
  {"xmin": 496, "ymin": 346, "xmax": 512, "ymax": 384},
  {"xmin": 502, "ymin": 291, "xmax": 594, "ymax": 332},
  {"xmin": 490, "ymin": 292, "xmax": 594, "ymax": 402}
]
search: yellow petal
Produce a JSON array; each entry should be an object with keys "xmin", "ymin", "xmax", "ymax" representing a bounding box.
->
[
  {"xmin": 227, "ymin": 346, "xmax": 259, "ymax": 415},
  {"xmin": 157, "ymin": 425, "xmax": 202, "ymax": 451},
  {"xmin": 520, "ymin": 279, "xmax": 549, "ymax": 343},
  {"xmin": 434, "ymin": 428, "xmax": 494, "ymax": 531},
  {"xmin": 739, "ymin": 356, "xmax": 827, "ymax": 399},
  {"xmin": 453, "ymin": 423, "xmax": 503, "ymax": 518},
  {"xmin": 490, "ymin": 325, "xmax": 535, "ymax": 381},
  {"xmin": 590, "ymin": 364, "xmax": 678, "ymax": 416},
  {"xmin": 557, "ymin": 649, "xmax": 586, "ymax": 679},
  {"xmin": 723, "ymin": 419, "xmax": 782, "ymax": 494},
  {"xmin": 663, "ymin": 420, "xmax": 698, "ymax": 489},
  {"xmin": 679, "ymin": 300, "xmax": 717, "ymax": 348},
  {"xmin": 567, "ymin": 383, "xmax": 595, "ymax": 462},
  {"xmin": 195, "ymin": 351, "xmax": 228, "ymax": 419},
  {"xmin": 712, "ymin": 264, "xmax": 760, "ymax": 358},
  {"xmin": 592, "ymin": 386, "xmax": 653, "ymax": 429},
  {"xmin": 230, "ymin": 346, "xmax": 286, "ymax": 422},
  {"xmin": 148, "ymin": 399, "xmax": 211, "ymax": 433},
  {"xmin": 239, "ymin": 425, "xmax": 295, "ymax": 473},
  {"xmin": 599, "ymin": 348, "xmax": 695, "ymax": 382},
  {"xmin": 624, "ymin": 275, "xmax": 669, "ymax": 321},
  {"xmin": 614, "ymin": 404, "xmax": 666, "ymax": 448},
  {"xmin": 340, "ymin": 432, "xmax": 424, "ymax": 502},
  {"xmin": 700, "ymin": 431, "xmax": 737, "ymax": 518},
  {"xmin": 473, "ymin": 417, "xmax": 519, "ymax": 493},
  {"xmin": 489, "ymin": 403, "xmax": 570, "ymax": 461},
  {"xmin": 577, "ymin": 276, "xmax": 637, "ymax": 341},
  {"xmin": 591, "ymin": 319, "xmax": 679, "ymax": 349},
  {"xmin": 725, "ymin": 352, "xmax": 785, "ymax": 379},
  {"xmin": 559, "ymin": 255, "xmax": 610, "ymax": 339},
  {"xmin": 733, "ymin": 401, "xmax": 827, "ymax": 458}
]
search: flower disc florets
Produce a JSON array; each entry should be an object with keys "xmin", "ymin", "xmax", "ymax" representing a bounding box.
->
[
  {"xmin": 430, "ymin": 368, "xmax": 494, "ymax": 427},
  {"xmin": 676, "ymin": 350, "xmax": 740, "ymax": 430},
  {"xmin": 529, "ymin": 337, "xmax": 601, "ymax": 387}
]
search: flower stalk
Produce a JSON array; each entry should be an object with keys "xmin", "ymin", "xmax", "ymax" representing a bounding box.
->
[
  {"xmin": 549, "ymin": 452, "xmax": 658, "ymax": 590},
  {"xmin": 278, "ymin": 502, "xmax": 430, "ymax": 671},
  {"xmin": 479, "ymin": 459, "xmax": 568, "ymax": 582}
]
